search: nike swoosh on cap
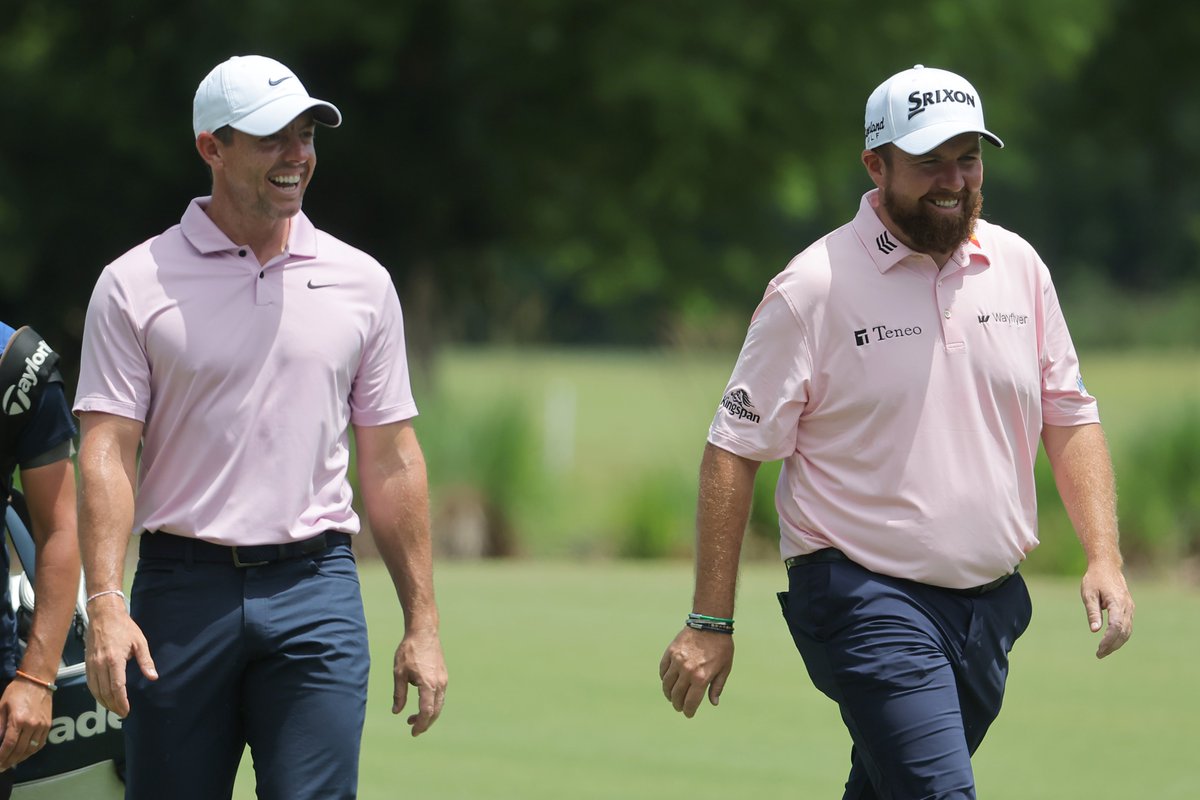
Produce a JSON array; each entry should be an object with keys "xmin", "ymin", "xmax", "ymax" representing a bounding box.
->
[{"xmin": 268, "ymin": 76, "xmax": 293, "ymax": 86}]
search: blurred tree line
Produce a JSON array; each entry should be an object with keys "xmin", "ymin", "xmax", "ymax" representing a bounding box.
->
[{"xmin": 1, "ymin": 0, "xmax": 1197, "ymax": 371}]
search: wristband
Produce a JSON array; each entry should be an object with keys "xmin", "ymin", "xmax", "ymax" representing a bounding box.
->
[
  {"xmin": 688, "ymin": 612, "xmax": 734, "ymax": 625},
  {"xmin": 685, "ymin": 619, "xmax": 734, "ymax": 635},
  {"xmin": 14, "ymin": 669, "xmax": 57, "ymax": 693},
  {"xmin": 86, "ymin": 589, "xmax": 127, "ymax": 605}
]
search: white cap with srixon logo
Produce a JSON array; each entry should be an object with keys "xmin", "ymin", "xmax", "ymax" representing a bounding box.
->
[
  {"xmin": 192, "ymin": 55, "xmax": 342, "ymax": 139},
  {"xmin": 864, "ymin": 64, "xmax": 1003, "ymax": 155}
]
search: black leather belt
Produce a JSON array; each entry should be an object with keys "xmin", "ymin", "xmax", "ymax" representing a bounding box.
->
[
  {"xmin": 140, "ymin": 531, "xmax": 351, "ymax": 568},
  {"xmin": 784, "ymin": 548, "xmax": 1015, "ymax": 596}
]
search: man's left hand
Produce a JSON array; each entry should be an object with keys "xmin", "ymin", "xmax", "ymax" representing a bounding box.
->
[
  {"xmin": 392, "ymin": 630, "xmax": 447, "ymax": 736},
  {"xmin": 1081, "ymin": 561, "xmax": 1134, "ymax": 658},
  {"xmin": 0, "ymin": 679, "xmax": 52, "ymax": 770}
]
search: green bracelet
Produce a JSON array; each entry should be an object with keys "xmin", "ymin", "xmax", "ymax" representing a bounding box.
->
[{"xmin": 688, "ymin": 612, "xmax": 734, "ymax": 625}]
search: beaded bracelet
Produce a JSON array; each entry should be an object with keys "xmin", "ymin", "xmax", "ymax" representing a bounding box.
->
[
  {"xmin": 685, "ymin": 619, "xmax": 734, "ymax": 635},
  {"xmin": 14, "ymin": 669, "xmax": 57, "ymax": 693}
]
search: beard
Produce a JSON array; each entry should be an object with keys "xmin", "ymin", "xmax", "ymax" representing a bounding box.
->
[{"xmin": 882, "ymin": 185, "xmax": 983, "ymax": 255}]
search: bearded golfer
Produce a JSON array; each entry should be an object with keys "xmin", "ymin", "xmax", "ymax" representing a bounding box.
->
[{"xmin": 659, "ymin": 64, "xmax": 1134, "ymax": 799}]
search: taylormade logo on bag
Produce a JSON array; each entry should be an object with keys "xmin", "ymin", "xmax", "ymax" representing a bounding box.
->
[
  {"xmin": 1, "ymin": 338, "xmax": 52, "ymax": 415},
  {"xmin": 47, "ymin": 701, "xmax": 123, "ymax": 744}
]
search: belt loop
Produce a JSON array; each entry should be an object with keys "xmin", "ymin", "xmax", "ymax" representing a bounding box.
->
[{"xmin": 183, "ymin": 536, "xmax": 194, "ymax": 568}]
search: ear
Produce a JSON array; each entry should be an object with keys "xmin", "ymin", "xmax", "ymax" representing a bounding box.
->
[
  {"xmin": 195, "ymin": 132, "xmax": 223, "ymax": 170},
  {"xmin": 862, "ymin": 148, "xmax": 887, "ymax": 190}
]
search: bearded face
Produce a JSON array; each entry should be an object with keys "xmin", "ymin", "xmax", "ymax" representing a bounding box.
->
[
  {"xmin": 870, "ymin": 134, "xmax": 986, "ymax": 257},
  {"xmin": 881, "ymin": 182, "xmax": 983, "ymax": 255}
]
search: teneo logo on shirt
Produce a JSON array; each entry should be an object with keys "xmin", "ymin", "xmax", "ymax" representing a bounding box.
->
[
  {"xmin": 720, "ymin": 388, "xmax": 761, "ymax": 424},
  {"xmin": 854, "ymin": 324, "xmax": 924, "ymax": 346},
  {"xmin": 1, "ymin": 338, "xmax": 52, "ymax": 416},
  {"xmin": 47, "ymin": 700, "xmax": 123, "ymax": 745},
  {"xmin": 908, "ymin": 88, "xmax": 977, "ymax": 120},
  {"xmin": 977, "ymin": 311, "xmax": 1029, "ymax": 326}
]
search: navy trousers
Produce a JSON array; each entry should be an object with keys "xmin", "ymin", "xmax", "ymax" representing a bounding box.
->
[
  {"xmin": 780, "ymin": 558, "xmax": 1032, "ymax": 800},
  {"xmin": 124, "ymin": 539, "xmax": 370, "ymax": 800}
]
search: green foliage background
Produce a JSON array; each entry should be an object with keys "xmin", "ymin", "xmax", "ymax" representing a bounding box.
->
[
  {"xmin": 2, "ymin": 0, "xmax": 1198, "ymax": 359},
  {"xmin": 3, "ymin": 2, "xmax": 1197, "ymax": 569}
]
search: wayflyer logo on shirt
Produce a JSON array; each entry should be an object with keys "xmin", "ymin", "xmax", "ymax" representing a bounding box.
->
[{"xmin": 977, "ymin": 310, "xmax": 1030, "ymax": 326}]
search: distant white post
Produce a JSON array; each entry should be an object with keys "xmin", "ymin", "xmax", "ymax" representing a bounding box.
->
[{"xmin": 543, "ymin": 379, "xmax": 577, "ymax": 472}]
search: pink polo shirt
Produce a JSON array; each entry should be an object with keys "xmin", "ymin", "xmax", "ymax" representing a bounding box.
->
[
  {"xmin": 74, "ymin": 197, "xmax": 417, "ymax": 545},
  {"xmin": 709, "ymin": 190, "xmax": 1099, "ymax": 589}
]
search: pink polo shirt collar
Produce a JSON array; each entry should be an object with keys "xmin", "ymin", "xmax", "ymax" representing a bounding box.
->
[
  {"xmin": 850, "ymin": 189, "xmax": 992, "ymax": 275},
  {"xmin": 180, "ymin": 196, "xmax": 319, "ymax": 260}
]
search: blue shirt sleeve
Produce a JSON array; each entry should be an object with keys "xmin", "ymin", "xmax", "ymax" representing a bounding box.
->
[{"xmin": 15, "ymin": 382, "xmax": 77, "ymax": 468}]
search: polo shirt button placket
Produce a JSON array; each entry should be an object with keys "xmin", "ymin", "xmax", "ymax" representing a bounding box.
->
[{"xmin": 255, "ymin": 263, "xmax": 271, "ymax": 306}]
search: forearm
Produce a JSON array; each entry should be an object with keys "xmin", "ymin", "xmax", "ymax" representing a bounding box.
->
[
  {"xmin": 76, "ymin": 415, "xmax": 140, "ymax": 597},
  {"xmin": 360, "ymin": 437, "xmax": 439, "ymax": 634},
  {"xmin": 78, "ymin": 471, "xmax": 135, "ymax": 595},
  {"xmin": 691, "ymin": 443, "xmax": 761, "ymax": 618},
  {"xmin": 1043, "ymin": 422, "xmax": 1122, "ymax": 567},
  {"xmin": 22, "ymin": 525, "xmax": 81, "ymax": 680},
  {"xmin": 17, "ymin": 460, "xmax": 82, "ymax": 680}
]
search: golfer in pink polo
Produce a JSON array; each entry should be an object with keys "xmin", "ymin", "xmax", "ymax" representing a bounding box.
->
[
  {"xmin": 74, "ymin": 55, "xmax": 447, "ymax": 799},
  {"xmin": 660, "ymin": 65, "xmax": 1134, "ymax": 798}
]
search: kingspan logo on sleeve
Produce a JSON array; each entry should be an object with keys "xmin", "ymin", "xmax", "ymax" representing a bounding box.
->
[{"xmin": 720, "ymin": 388, "xmax": 761, "ymax": 424}]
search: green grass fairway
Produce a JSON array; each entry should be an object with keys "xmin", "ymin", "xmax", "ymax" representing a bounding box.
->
[{"xmin": 233, "ymin": 561, "xmax": 1199, "ymax": 799}]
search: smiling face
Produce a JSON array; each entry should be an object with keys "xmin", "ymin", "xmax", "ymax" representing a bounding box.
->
[
  {"xmin": 864, "ymin": 132, "xmax": 984, "ymax": 262},
  {"xmin": 217, "ymin": 112, "xmax": 317, "ymax": 221},
  {"xmin": 197, "ymin": 112, "xmax": 318, "ymax": 253}
]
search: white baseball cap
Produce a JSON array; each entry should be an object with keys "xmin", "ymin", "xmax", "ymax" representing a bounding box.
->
[
  {"xmin": 864, "ymin": 64, "xmax": 1002, "ymax": 154},
  {"xmin": 192, "ymin": 55, "xmax": 342, "ymax": 139}
]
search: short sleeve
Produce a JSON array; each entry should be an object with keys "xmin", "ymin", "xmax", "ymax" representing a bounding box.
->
[
  {"xmin": 16, "ymin": 382, "xmax": 76, "ymax": 469},
  {"xmin": 73, "ymin": 266, "xmax": 152, "ymax": 421},
  {"xmin": 349, "ymin": 279, "xmax": 418, "ymax": 426},
  {"xmin": 708, "ymin": 288, "xmax": 811, "ymax": 462},
  {"xmin": 1038, "ymin": 266, "xmax": 1100, "ymax": 426}
]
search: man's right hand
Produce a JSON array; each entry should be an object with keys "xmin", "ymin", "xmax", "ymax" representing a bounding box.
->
[
  {"xmin": 658, "ymin": 627, "xmax": 734, "ymax": 718},
  {"xmin": 84, "ymin": 596, "xmax": 158, "ymax": 717}
]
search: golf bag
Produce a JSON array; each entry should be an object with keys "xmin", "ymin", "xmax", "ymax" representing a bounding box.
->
[{"xmin": 5, "ymin": 495, "xmax": 125, "ymax": 797}]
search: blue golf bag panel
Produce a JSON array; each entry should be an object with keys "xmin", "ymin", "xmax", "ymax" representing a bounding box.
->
[{"xmin": 5, "ymin": 498, "xmax": 125, "ymax": 785}]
